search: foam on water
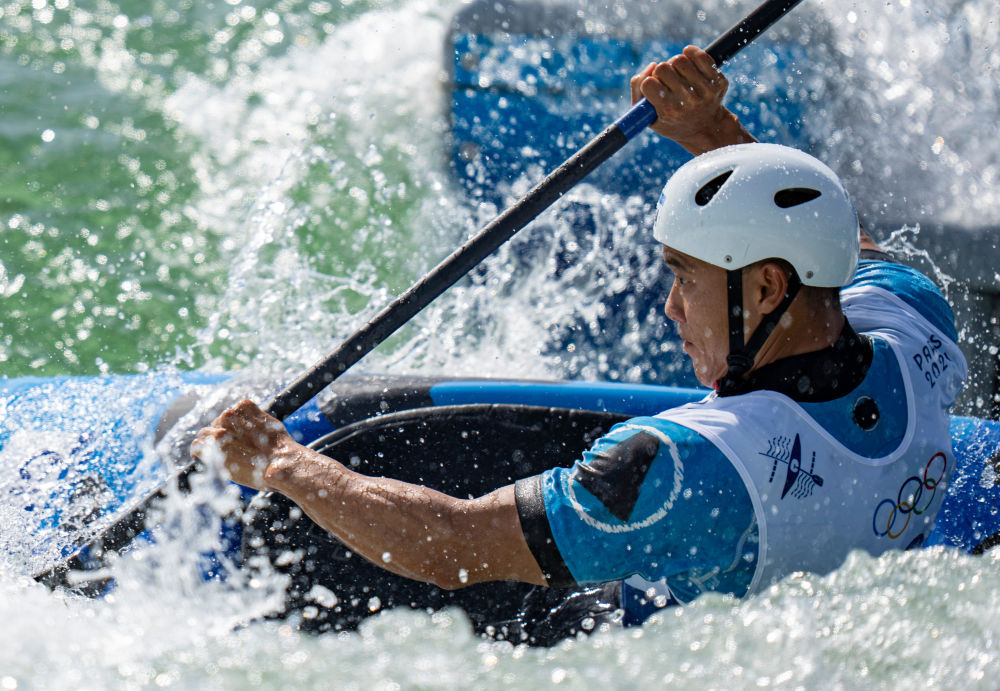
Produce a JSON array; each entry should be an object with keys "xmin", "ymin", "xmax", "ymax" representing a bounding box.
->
[
  {"xmin": 3, "ymin": 545, "xmax": 1000, "ymax": 688},
  {"xmin": 1, "ymin": 0, "xmax": 999, "ymax": 687}
]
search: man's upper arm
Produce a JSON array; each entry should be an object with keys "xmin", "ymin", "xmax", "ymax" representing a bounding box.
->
[
  {"xmin": 462, "ymin": 484, "xmax": 548, "ymax": 587},
  {"xmin": 513, "ymin": 418, "xmax": 757, "ymax": 597}
]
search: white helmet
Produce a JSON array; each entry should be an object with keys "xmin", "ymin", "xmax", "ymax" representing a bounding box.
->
[{"xmin": 653, "ymin": 143, "xmax": 859, "ymax": 287}]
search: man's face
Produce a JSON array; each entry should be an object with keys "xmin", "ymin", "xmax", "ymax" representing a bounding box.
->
[{"xmin": 661, "ymin": 247, "xmax": 731, "ymax": 388}]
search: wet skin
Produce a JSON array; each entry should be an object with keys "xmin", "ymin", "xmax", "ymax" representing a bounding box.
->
[{"xmin": 662, "ymin": 246, "xmax": 733, "ymax": 387}]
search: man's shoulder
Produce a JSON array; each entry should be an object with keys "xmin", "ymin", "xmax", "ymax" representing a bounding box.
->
[
  {"xmin": 584, "ymin": 414, "xmax": 734, "ymax": 483},
  {"xmin": 607, "ymin": 414, "xmax": 713, "ymax": 444},
  {"xmin": 845, "ymin": 259, "xmax": 958, "ymax": 341}
]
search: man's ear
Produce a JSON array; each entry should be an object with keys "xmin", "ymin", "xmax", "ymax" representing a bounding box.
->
[{"xmin": 751, "ymin": 261, "xmax": 790, "ymax": 315}]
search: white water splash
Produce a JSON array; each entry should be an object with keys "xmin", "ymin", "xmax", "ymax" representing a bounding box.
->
[{"xmin": 1, "ymin": 0, "xmax": 999, "ymax": 688}]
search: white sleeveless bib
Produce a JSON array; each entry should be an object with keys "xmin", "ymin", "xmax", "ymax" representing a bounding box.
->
[{"xmin": 654, "ymin": 285, "xmax": 966, "ymax": 594}]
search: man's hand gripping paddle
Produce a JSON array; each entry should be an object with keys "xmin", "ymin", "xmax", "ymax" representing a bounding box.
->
[{"xmin": 35, "ymin": 0, "xmax": 805, "ymax": 587}]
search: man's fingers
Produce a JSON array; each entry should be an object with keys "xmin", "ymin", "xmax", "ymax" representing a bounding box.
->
[
  {"xmin": 190, "ymin": 433, "xmax": 206, "ymax": 459},
  {"xmin": 229, "ymin": 399, "xmax": 269, "ymax": 427},
  {"xmin": 650, "ymin": 61, "xmax": 687, "ymax": 97},
  {"xmin": 191, "ymin": 425, "xmax": 231, "ymax": 457},
  {"xmin": 630, "ymin": 62, "xmax": 657, "ymax": 104},
  {"xmin": 236, "ymin": 400, "xmax": 287, "ymax": 438},
  {"xmin": 684, "ymin": 45, "xmax": 727, "ymax": 91},
  {"xmin": 188, "ymin": 400, "xmax": 284, "ymax": 492},
  {"xmin": 685, "ymin": 45, "xmax": 716, "ymax": 72},
  {"xmin": 670, "ymin": 54, "xmax": 713, "ymax": 98},
  {"xmin": 213, "ymin": 399, "xmax": 269, "ymax": 435},
  {"xmin": 191, "ymin": 426, "xmax": 218, "ymax": 452}
]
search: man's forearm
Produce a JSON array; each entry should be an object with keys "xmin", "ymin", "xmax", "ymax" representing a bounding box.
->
[{"xmin": 263, "ymin": 448, "xmax": 545, "ymax": 589}]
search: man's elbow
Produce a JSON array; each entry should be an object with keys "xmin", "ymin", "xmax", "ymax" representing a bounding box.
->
[
  {"xmin": 425, "ymin": 564, "xmax": 477, "ymax": 591},
  {"xmin": 430, "ymin": 574, "xmax": 467, "ymax": 591}
]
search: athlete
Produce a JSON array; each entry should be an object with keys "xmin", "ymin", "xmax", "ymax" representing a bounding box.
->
[{"xmin": 191, "ymin": 46, "xmax": 967, "ymax": 638}]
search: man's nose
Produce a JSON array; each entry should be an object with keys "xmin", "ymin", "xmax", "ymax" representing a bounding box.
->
[{"xmin": 664, "ymin": 280, "xmax": 684, "ymax": 323}]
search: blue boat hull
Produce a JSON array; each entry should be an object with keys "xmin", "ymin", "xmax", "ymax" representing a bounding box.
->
[{"xmin": 3, "ymin": 372, "xmax": 998, "ymax": 577}]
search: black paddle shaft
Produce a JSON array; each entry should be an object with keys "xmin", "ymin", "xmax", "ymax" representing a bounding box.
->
[
  {"xmin": 265, "ymin": 0, "xmax": 805, "ymax": 421},
  {"xmin": 31, "ymin": 0, "xmax": 806, "ymax": 585}
]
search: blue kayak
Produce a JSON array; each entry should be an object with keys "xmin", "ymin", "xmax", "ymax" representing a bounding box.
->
[{"xmin": 2, "ymin": 371, "xmax": 998, "ymax": 585}]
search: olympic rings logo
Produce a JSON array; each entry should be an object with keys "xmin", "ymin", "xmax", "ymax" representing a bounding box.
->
[{"xmin": 872, "ymin": 452, "xmax": 947, "ymax": 539}]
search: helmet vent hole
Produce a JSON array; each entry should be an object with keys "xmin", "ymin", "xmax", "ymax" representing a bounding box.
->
[
  {"xmin": 695, "ymin": 171, "xmax": 733, "ymax": 206},
  {"xmin": 774, "ymin": 187, "xmax": 821, "ymax": 208}
]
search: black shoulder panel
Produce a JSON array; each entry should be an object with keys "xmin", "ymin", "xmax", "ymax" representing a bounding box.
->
[{"xmin": 574, "ymin": 430, "xmax": 660, "ymax": 522}]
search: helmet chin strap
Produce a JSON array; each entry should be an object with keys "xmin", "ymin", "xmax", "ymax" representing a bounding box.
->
[{"xmin": 719, "ymin": 267, "xmax": 803, "ymax": 391}]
